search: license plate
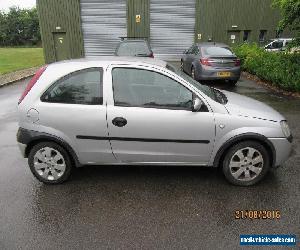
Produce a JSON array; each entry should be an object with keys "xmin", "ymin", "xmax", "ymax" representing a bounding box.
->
[{"xmin": 217, "ymin": 72, "xmax": 231, "ymax": 77}]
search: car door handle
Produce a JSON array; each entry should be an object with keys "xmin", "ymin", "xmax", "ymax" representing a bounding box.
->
[{"xmin": 112, "ymin": 117, "xmax": 127, "ymax": 127}]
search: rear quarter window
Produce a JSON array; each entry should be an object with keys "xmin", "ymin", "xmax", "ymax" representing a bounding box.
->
[{"xmin": 41, "ymin": 68, "xmax": 103, "ymax": 105}]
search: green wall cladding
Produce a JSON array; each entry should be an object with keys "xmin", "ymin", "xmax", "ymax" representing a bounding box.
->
[
  {"xmin": 195, "ymin": 0, "xmax": 291, "ymax": 44},
  {"xmin": 37, "ymin": 0, "xmax": 292, "ymax": 62},
  {"xmin": 127, "ymin": 0, "xmax": 150, "ymax": 38},
  {"xmin": 37, "ymin": 0, "xmax": 84, "ymax": 63}
]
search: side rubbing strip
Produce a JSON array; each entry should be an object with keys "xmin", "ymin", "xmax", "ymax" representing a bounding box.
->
[{"xmin": 76, "ymin": 135, "xmax": 210, "ymax": 144}]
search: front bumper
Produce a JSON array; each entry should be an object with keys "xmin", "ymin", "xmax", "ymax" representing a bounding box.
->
[
  {"xmin": 18, "ymin": 142, "xmax": 27, "ymax": 157},
  {"xmin": 269, "ymin": 137, "xmax": 293, "ymax": 167}
]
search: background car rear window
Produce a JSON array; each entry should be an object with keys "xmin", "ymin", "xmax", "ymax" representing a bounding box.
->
[
  {"xmin": 201, "ymin": 47, "xmax": 233, "ymax": 56},
  {"xmin": 41, "ymin": 68, "xmax": 103, "ymax": 105},
  {"xmin": 112, "ymin": 68, "xmax": 193, "ymax": 110},
  {"xmin": 116, "ymin": 42, "xmax": 150, "ymax": 56}
]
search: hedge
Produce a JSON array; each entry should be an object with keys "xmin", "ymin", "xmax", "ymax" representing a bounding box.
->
[{"xmin": 232, "ymin": 44, "xmax": 300, "ymax": 92}]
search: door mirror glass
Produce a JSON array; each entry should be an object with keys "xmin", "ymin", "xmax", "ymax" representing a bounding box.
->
[{"xmin": 192, "ymin": 97, "xmax": 203, "ymax": 112}]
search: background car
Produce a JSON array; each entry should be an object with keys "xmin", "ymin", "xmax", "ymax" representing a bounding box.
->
[
  {"xmin": 115, "ymin": 37, "xmax": 154, "ymax": 58},
  {"xmin": 264, "ymin": 38, "xmax": 293, "ymax": 52},
  {"xmin": 181, "ymin": 42, "xmax": 241, "ymax": 86},
  {"xmin": 17, "ymin": 58, "xmax": 292, "ymax": 186}
]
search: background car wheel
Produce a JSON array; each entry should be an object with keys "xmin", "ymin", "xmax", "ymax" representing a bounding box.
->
[
  {"xmin": 180, "ymin": 60, "xmax": 184, "ymax": 71},
  {"xmin": 222, "ymin": 141, "xmax": 270, "ymax": 186},
  {"xmin": 229, "ymin": 80, "xmax": 238, "ymax": 86},
  {"xmin": 191, "ymin": 66, "xmax": 196, "ymax": 80},
  {"xmin": 28, "ymin": 142, "xmax": 72, "ymax": 184}
]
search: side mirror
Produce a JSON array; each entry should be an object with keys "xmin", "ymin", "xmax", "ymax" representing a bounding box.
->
[{"xmin": 192, "ymin": 97, "xmax": 203, "ymax": 112}]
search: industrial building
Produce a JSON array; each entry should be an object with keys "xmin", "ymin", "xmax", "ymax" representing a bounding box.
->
[{"xmin": 37, "ymin": 0, "xmax": 290, "ymax": 63}]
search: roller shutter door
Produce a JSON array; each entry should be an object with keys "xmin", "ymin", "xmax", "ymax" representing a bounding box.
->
[
  {"xmin": 80, "ymin": 0, "xmax": 126, "ymax": 57},
  {"xmin": 150, "ymin": 0, "xmax": 195, "ymax": 60}
]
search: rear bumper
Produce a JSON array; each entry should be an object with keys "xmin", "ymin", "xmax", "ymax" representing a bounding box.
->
[
  {"xmin": 269, "ymin": 137, "xmax": 293, "ymax": 167},
  {"xmin": 197, "ymin": 66, "xmax": 241, "ymax": 81}
]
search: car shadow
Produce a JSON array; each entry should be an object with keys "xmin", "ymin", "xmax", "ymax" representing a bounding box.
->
[{"xmin": 199, "ymin": 80, "xmax": 239, "ymax": 91}]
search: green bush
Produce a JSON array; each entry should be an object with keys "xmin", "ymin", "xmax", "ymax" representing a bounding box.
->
[{"xmin": 233, "ymin": 43, "xmax": 300, "ymax": 92}]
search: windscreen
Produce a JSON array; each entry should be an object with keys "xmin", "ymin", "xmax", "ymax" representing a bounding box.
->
[{"xmin": 116, "ymin": 42, "xmax": 151, "ymax": 56}]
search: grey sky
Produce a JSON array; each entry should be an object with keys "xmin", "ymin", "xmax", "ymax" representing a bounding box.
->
[{"xmin": 0, "ymin": 0, "xmax": 36, "ymax": 12}]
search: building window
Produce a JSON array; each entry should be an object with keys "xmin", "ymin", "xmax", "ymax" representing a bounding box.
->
[
  {"xmin": 259, "ymin": 30, "xmax": 267, "ymax": 42},
  {"xmin": 243, "ymin": 30, "xmax": 251, "ymax": 42}
]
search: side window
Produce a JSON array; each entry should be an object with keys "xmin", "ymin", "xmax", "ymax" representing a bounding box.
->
[
  {"xmin": 41, "ymin": 68, "xmax": 103, "ymax": 105},
  {"xmin": 112, "ymin": 68, "xmax": 193, "ymax": 111}
]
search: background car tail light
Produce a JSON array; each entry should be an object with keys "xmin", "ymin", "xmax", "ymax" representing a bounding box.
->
[
  {"xmin": 234, "ymin": 59, "xmax": 241, "ymax": 66},
  {"xmin": 149, "ymin": 52, "xmax": 154, "ymax": 58},
  {"xmin": 200, "ymin": 58, "xmax": 212, "ymax": 66},
  {"xmin": 18, "ymin": 65, "xmax": 47, "ymax": 104}
]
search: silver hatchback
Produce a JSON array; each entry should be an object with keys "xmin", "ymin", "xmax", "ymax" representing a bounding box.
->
[{"xmin": 17, "ymin": 57, "xmax": 292, "ymax": 186}]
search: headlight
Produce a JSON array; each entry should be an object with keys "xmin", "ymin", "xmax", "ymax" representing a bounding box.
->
[{"xmin": 280, "ymin": 121, "xmax": 291, "ymax": 138}]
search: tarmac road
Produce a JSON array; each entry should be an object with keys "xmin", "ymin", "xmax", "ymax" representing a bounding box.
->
[{"xmin": 0, "ymin": 76, "xmax": 299, "ymax": 249}]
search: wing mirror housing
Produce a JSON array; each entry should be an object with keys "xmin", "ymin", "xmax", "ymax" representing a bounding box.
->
[{"xmin": 192, "ymin": 97, "xmax": 203, "ymax": 112}]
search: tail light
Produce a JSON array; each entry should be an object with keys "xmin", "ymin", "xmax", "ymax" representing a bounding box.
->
[
  {"xmin": 149, "ymin": 52, "xmax": 154, "ymax": 58},
  {"xmin": 200, "ymin": 58, "xmax": 212, "ymax": 66},
  {"xmin": 234, "ymin": 59, "xmax": 241, "ymax": 66},
  {"xmin": 18, "ymin": 65, "xmax": 47, "ymax": 104}
]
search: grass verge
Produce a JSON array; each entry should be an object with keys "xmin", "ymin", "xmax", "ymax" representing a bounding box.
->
[{"xmin": 0, "ymin": 47, "xmax": 44, "ymax": 75}]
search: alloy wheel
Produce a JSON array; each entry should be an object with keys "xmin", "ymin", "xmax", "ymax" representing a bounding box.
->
[
  {"xmin": 33, "ymin": 147, "xmax": 66, "ymax": 181},
  {"xmin": 229, "ymin": 147, "xmax": 264, "ymax": 181}
]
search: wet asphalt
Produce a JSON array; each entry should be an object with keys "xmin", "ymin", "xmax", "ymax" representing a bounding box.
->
[{"xmin": 0, "ymin": 75, "xmax": 299, "ymax": 250}]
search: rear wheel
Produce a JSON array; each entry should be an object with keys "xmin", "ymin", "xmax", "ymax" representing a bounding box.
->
[
  {"xmin": 229, "ymin": 80, "xmax": 238, "ymax": 86},
  {"xmin": 222, "ymin": 141, "xmax": 270, "ymax": 186},
  {"xmin": 28, "ymin": 142, "xmax": 72, "ymax": 184}
]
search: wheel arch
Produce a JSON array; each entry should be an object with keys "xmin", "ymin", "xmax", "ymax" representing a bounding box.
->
[
  {"xmin": 213, "ymin": 133, "xmax": 276, "ymax": 169},
  {"xmin": 18, "ymin": 128, "xmax": 81, "ymax": 168}
]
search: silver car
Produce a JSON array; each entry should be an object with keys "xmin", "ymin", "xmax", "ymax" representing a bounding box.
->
[
  {"xmin": 181, "ymin": 43, "xmax": 241, "ymax": 85},
  {"xmin": 17, "ymin": 57, "xmax": 292, "ymax": 186}
]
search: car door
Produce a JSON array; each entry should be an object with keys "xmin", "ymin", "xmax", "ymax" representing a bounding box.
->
[
  {"xmin": 37, "ymin": 67, "xmax": 115, "ymax": 165},
  {"xmin": 106, "ymin": 65, "xmax": 216, "ymax": 165}
]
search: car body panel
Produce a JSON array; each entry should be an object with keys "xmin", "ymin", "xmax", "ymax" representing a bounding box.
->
[{"xmin": 17, "ymin": 57, "xmax": 292, "ymax": 170}]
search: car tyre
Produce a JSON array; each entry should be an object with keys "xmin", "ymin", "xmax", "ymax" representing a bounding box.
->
[
  {"xmin": 229, "ymin": 80, "xmax": 238, "ymax": 86},
  {"xmin": 222, "ymin": 141, "xmax": 270, "ymax": 186},
  {"xmin": 191, "ymin": 66, "xmax": 196, "ymax": 80},
  {"xmin": 28, "ymin": 141, "xmax": 72, "ymax": 184}
]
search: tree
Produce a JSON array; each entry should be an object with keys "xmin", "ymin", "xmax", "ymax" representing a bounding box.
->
[
  {"xmin": 0, "ymin": 7, "xmax": 41, "ymax": 46},
  {"xmin": 273, "ymin": 0, "xmax": 300, "ymax": 45}
]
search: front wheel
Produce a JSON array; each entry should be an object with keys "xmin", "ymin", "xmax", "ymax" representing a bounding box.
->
[
  {"xmin": 222, "ymin": 141, "xmax": 270, "ymax": 186},
  {"xmin": 28, "ymin": 142, "xmax": 72, "ymax": 184}
]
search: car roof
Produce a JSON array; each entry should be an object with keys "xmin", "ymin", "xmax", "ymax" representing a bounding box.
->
[
  {"xmin": 196, "ymin": 42, "xmax": 229, "ymax": 47},
  {"xmin": 49, "ymin": 56, "xmax": 167, "ymax": 68}
]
